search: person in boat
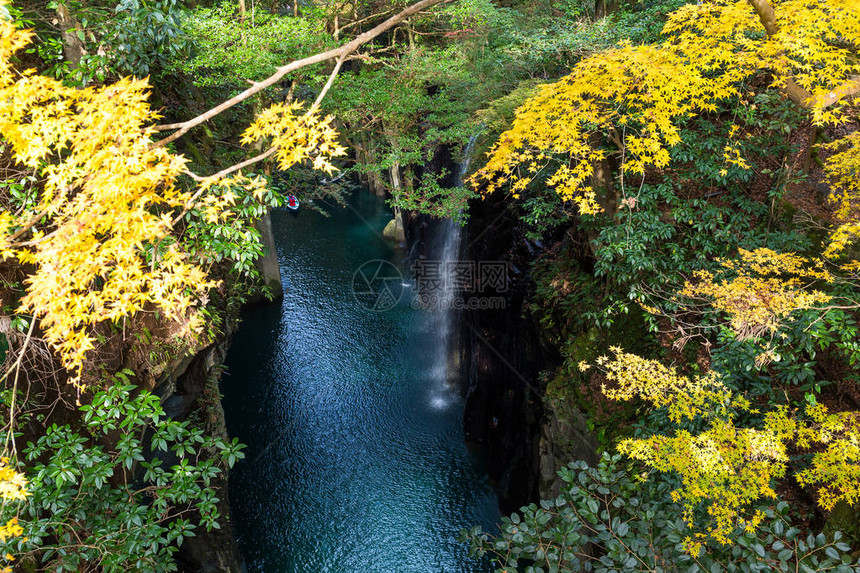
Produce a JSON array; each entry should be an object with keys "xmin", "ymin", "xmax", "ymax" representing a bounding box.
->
[{"xmin": 287, "ymin": 195, "xmax": 298, "ymax": 208}]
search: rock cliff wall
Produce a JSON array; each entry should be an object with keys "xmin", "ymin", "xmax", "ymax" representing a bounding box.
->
[
  {"xmin": 155, "ymin": 321, "xmax": 243, "ymax": 572},
  {"xmin": 459, "ymin": 193, "xmax": 598, "ymax": 512}
]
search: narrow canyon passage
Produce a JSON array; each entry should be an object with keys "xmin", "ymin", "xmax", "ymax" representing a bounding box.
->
[{"xmin": 222, "ymin": 190, "xmax": 499, "ymax": 572}]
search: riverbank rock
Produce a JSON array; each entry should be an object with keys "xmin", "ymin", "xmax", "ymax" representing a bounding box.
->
[
  {"xmin": 539, "ymin": 386, "xmax": 597, "ymax": 498},
  {"xmin": 383, "ymin": 216, "xmax": 406, "ymax": 244},
  {"xmin": 249, "ymin": 211, "xmax": 283, "ymax": 303}
]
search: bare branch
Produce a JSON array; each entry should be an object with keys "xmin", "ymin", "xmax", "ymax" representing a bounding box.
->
[
  {"xmin": 153, "ymin": 0, "xmax": 453, "ymax": 147},
  {"xmin": 186, "ymin": 147, "xmax": 278, "ymax": 184},
  {"xmin": 313, "ymin": 55, "xmax": 346, "ymax": 108},
  {"xmin": 175, "ymin": 147, "xmax": 278, "ymax": 226},
  {"xmin": 6, "ymin": 206, "xmax": 51, "ymax": 243},
  {"xmin": 338, "ymin": 8, "xmax": 394, "ymax": 34},
  {"xmin": 5, "ymin": 196, "xmax": 66, "ymax": 246}
]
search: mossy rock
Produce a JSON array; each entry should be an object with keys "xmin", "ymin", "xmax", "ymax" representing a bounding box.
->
[
  {"xmin": 382, "ymin": 217, "xmax": 405, "ymax": 243},
  {"xmin": 19, "ymin": 554, "xmax": 38, "ymax": 573},
  {"xmin": 826, "ymin": 500, "xmax": 860, "ymax": 548}
]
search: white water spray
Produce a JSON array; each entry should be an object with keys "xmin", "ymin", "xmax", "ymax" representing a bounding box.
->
[{"xmin": 430, "ymin": 134, "xmax": 480, "ymax": 406}]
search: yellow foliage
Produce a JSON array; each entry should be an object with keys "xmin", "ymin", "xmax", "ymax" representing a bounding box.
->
[
  {"xmin": 241, "ymin": 102, "xmax": 346, "ymax": 174},
  {"xmin": 594, "ymin": 350, "xmax": 860, "ymax": 548},
  {"xmin": 821, "ymin": 132, "xmax": 860, "ymax": 258},
  {"xmin": 473, "ymin": 0, "xmax": 859, "ymax": 214},
  {"xmin": 597, "ymin": 347, "xmax": 732, "ymax": 423},
  {"xmin": 0, "ymin": 6, "xmax": 345, "ymax": 389},
  {"xmin": 0, "ymin": 518, "xmax": 22, "ymax": 542},
  {"xmin": 663, "ymin": 0, "xmax": 860, "ymax": 123},
  {"xmin": 0, "ymin": 517, "xmax": 22, "ymax": 572},
  {"xmin": 681, "ymin": 248, "xmax": 832, "ymax": 340},
  {"xmin": 619, "ymin": 420, "xmax": 788, "ymax": 545},
  {"xmin": 0, "ymin": 39, "xmax": 204, "ymax": 389},
  {"xmin": 0, "ymin": 457, "xmax": 28, "ymax": 571},
  {"xmin": 0, "ymin": 458, "xmax": 27, "ymax": 502},
  {"xmin": 597, "ymin": 349, "xmax": 789, "ymax": 543},
  {"xmin": 472, "ymin": 42, "xmax": 706, "ymax": 212},
  {"xmin": 796, "ymin": 406, "xmax": 860, "ymax": 511}
]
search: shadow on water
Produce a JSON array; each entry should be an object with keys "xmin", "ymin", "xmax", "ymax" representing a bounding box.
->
[{"xmin": 221, "ymin": 191, "xmax": 499, "ymax": 572}]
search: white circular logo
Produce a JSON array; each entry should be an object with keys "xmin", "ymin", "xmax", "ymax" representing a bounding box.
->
[{"xmin": 351, "ymin": 260, "xmax": 404, "ymax": 312}]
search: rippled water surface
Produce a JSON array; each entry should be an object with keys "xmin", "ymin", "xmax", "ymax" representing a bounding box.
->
[{"xmin": 222, "ymin": 191, "xmax": 499, "ymax": 572}]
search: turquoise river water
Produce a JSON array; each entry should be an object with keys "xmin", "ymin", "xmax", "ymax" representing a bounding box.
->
[{"xmin": 221, "ymin": 191, "xmax": 500, "ymax": 572}]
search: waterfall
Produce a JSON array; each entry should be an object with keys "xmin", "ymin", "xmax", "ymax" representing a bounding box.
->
[{"xmin": 432, "ymin": 134, "xmax": 479, "ymax": 390}]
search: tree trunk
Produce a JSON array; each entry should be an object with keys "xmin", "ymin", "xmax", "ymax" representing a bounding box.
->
[
  {"xmin": 55, "ymin": 4, "xmax": 86, "ymax": 68},
  {"xmin": 390, "ymin": 161, "xmax": 401, "ymax": 194},
  {"xmin": 594, "ymin": 0, "xmax": 619, "ymax": 19},
  {"xmin": 403, "ymin": 166, "xmax": 415, "ymax": 192},
  {"xmin": 367, "ymin": 146, "xmax": 385, "ymax": 196},
  {"xmin": 586, "ymin": 136, "xmax": 619, "ymax": 258}
]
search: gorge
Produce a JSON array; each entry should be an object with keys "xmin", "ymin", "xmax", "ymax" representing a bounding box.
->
[
  {"xmin": 1, "ymin": 0, "xmax": 858, "ymax": 570},
  {"xmin": 221, "ymin": 192, "xmax": 500, "ymax": 571}
]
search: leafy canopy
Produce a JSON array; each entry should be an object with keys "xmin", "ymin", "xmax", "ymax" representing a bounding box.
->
[
  {"xmin": 0, "ymin": 378, "xmax": 245, "ymax": 572},
  {"xmin": 590, "ymin": 348, "xmax": 860, "ymax": 548},
  {"xmin": 0, "ymin": 8, "xmax": 345, "ymax": 390},
  {"xmin": 463, "ymin": 454, "xmax": 860, "ymax": 573},
  {"xmin": 473, "ymin": 0, "xmax": 859, "ymax": 220}
]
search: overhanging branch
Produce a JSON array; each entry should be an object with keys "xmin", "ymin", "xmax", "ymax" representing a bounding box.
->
[{"xmin": 184, "ymin": 147, "xmax": 278, "ymax": 184}]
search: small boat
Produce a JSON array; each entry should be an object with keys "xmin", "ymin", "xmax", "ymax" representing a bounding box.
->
[{"xmin": 286, "ymin": 195, "xmax": 300, "ymax": 211}]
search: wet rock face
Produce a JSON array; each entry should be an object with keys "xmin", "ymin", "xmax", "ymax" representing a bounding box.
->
[
  {"xmin": 459, "ymin": 192, "xmax": 548, "ymax": 514},
  {"xmin": 462, "ymin": 323, "xmax": 542, "ymax": 514},
  {"xmin": 457, "ymin": 191, "xmax": 600, "ymax": 513},
  {"xmin": 383, "ymin": 215, "xmax": 406, "ymax": 244},
  {"xmin": 539, "ymin": 395, "xmax": 597, "ymax": 499},
  {"xmin": 249, "ymin": 211, "xmax": 284, "ymax": 304}
]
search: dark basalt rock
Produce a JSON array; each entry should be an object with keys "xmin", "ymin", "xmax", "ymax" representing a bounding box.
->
[{"xmin": 458, "ymin": 192, "xmax": 548, "ymax": 514}]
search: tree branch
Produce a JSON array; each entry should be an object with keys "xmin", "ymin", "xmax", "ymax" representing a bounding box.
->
[
  {"xmin": 747, "ymin": 0, "xmax": 777, "ymax": 36},
  {"xmin": 746, "ymin": 0, "xmax": 859, "ymax": 110},
  {"xmin": 782, "ymin": 78, "xmax": 814, "ymax": 109},
  {"xmin": 745, "ymin": 0, "xmax": 815, "ymax": 107},
  {"xmin": 176, "ymin": 148, "xmax": 278, "ymax": 225},
  {"xmin": 338, "ymin": 8, "xmax": 394, "ymax": 34},
  {"xmin": 184, "ymin": 147, "xmax": 278, "ymax": 184},
  {"xmin": 814, "ymin": 76, "xmax": 860, "ymax": 109},
  {"xmin": 153, "ymin": 0, "xmax": 452, "ymax": 147},
  {"xmin": 6, "ymin": 206, "xmax": 51, "ymax": 243},
  {"xmin": 313, "ymin": 54, "xmax": 346, "ymax": 108}
]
